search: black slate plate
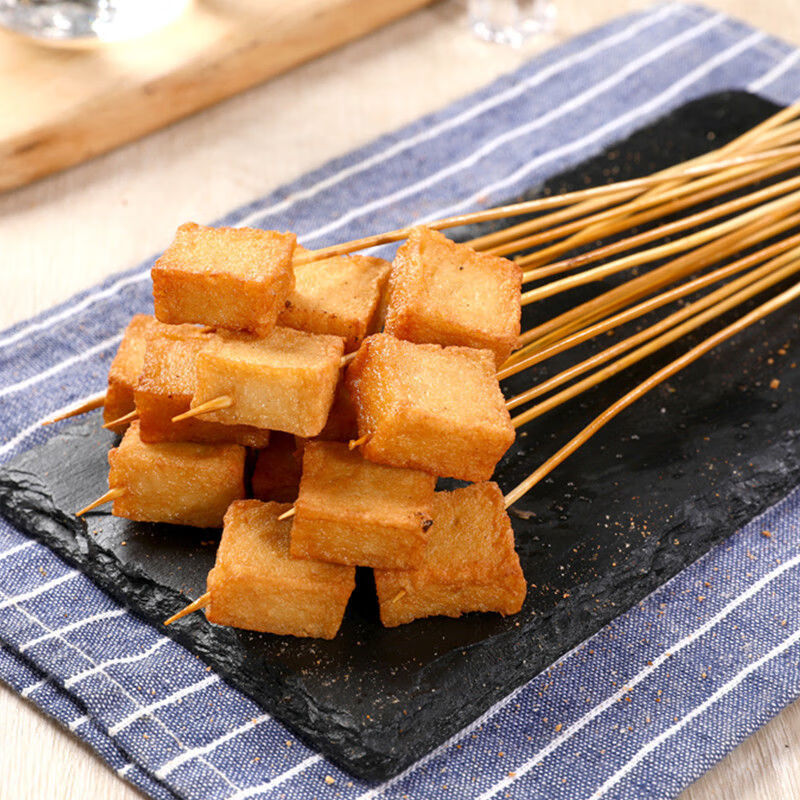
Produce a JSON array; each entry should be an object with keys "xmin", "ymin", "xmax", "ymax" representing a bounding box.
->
[{"xmin": 3, "ymin": 91, "xmax": 800, "ymax": 781}]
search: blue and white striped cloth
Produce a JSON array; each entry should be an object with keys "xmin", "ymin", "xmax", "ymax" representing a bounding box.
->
[{"xmin": 2, "ymin": 4, "xmax": 800, "ymax": 798}]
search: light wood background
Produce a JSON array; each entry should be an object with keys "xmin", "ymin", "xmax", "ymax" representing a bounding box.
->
[{"xmin": 2, "ymin": 1, "xmax": 800, "ymax": 798}]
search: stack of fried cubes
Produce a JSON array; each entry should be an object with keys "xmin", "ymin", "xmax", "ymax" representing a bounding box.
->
[{"xmin": 99, "ymin": 223, "xmax": 526, "ymax": 639}]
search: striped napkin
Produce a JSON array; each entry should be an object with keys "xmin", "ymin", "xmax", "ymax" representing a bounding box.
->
[{"xmin": 2, "ymin": 3, "xmax": 800, "ymax": 798}]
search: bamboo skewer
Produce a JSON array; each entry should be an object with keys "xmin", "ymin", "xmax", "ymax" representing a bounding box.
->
[
  {"xmin": 516, "ymin": 157, "xmax": 800, "ymax": 285},
  {"xmin": 518, "ymin": 187, "xmax": 800, "ymax": 307},
  {"xmin": 292, "ymin": 142, "xmax": 800, "ymax": 264},
  {"xmin": 172, "ymin": 395, "xmax": 234, "ymax": 423},
  {"xmin": 507, "ymin": 202, "xmax": 800, "ymax": 362},
  {"xmin": 508, "ymin": 251, "xmax": 800, "ymax": 428},
  {"xmin": 277, "ymin": 507, "xmax": 296, "ymax": 521},
  {"xmin": 503, "ymin": 276, "xmax": 800, "ymax": 509},
  {"xmin": 75, "ymin": 487, "xmax": 126, "ymax": 517},
  {"xmin": 497, "ymin": 227, "xmax": 800, "ymax": 382},
  {"xmin": 102, "ymin": 409, "xmax": 139, "ymax": 429},
  {"xmin": 164, "ymin": 592, "xmax": 211, "ymax": 625},
  {"xmin": 42, "ymin": 391, "xmax": 106, "ymax": 425}
]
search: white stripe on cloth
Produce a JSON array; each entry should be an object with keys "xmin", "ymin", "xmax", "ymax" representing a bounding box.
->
[
  {"xmin": 224, "ymin": 755, "xmax": 323, "ymax": 800},
  {"xmin": 20, "ymin": 678, "xmax": 48, "ymax": 698},
  {"xmin": 0, "ymin": 390, "xmax": 104, "ymax": 459},
  {"xmin": 0, "ymin": 590, "xmax": 239, "ymax": 793},
  {"xmin": 233, "ymin": 3, "xmax": 679, "ymax": 231},
  {"xmin": 748, "ymin": 48, "xmax": 800, "ymax": 92},
  {"xmin": 0, "ymin": 5, "xmax": 677, "ymax": 356},
  {"xmin": 155, "ymin": 713, "xmax": 272, "ymax": 779},
  {"xmin": 290, "ymin": 13, "xmax": 727, "ymax": 247},
  {"xmin": 474, "ymin": 549, "xmax": 800, "ymax": 800},
  {"xmin": 69, "ymin": 714, "xmax": 89, "ymax": 731},
  {"xmin": 419, "ymin": 28, "xmax": 766, "ymax": 224},
  {"xmin": 0, "ymin": 571, "xmax": 79, "ymax": 610},
  {"xmin": 0, "ymin": 541, "xmax": 36, "ymax": 562},
  {"xmin": 19, "ymin": 608, "xmax": 127, "ymax": 653},
  {"xmin": 0, "ymin": 332, "xmax": 121, "ymax": 399},
  {"xmin": 108, "ymin": 674, "xmax": 220, "ymax": 736},
  {"xmin": 589, "ymin": 625, "xmax": 800, "ymax": 800},
  {"xmin": 64, "ymin": 636, "xmax": 171, "ymax": 688}
]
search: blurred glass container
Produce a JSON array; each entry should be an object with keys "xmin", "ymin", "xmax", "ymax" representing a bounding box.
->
[
  {"xmin": 0, "ymin": 0, "xmax": 189, "ymax": 45},
  {"xmin": 469, "ymin": 0, "xmax": 556, "ymax": 47}
]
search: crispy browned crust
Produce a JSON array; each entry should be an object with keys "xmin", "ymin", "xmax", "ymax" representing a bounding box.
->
[
  {"xmin": 290, "ymin": 441, "xmax": 435, "ymax": 569},
  {"xmin": 206, "ymin": 500, "xmax": 355, "ymax": 639},
  {"xmin": 374, "ymin": 483, "xmax": 527, "ymax": 627},
  {"xmin": 385, "ymin": 227, "xmax": 521, "ymax": 367},
  {"xmin": 152, "ymin": 223, "xmax": 296, "ymax": 335},
  {"xmin": 346, "ymin": 333, "xmax": 514, "ymax": 481}
]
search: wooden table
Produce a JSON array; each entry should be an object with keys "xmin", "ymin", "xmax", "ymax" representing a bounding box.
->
[{"xmin": 2, "ymin": 1, "xmax": 800, "ymax": 797}]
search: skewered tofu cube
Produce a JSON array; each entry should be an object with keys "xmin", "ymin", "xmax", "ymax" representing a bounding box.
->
[
  {"xmin": 107, "ymin": 422, "xmax": 246, "ymax": 528},
  {"xmin": 152, "ymin": 223, "xmax": 296, "ymax": 335},
  {"xmin": 135, "ymin": 323, "xmax": 270, "ymax": 448},
  {"xmin": 206, "ymin": 500, "xmax": 355, "ymax": 638},
  {"xmin": 374, "ymin": 482, "xmax": 526, "ymax": 627},
  {"xmin": 290, "ymin": 441, "xmax": 436, "ymax": 568},
  {"xmin": 279, "ymin": 249, "xmax": 391, "ymax": 352},
  {"xmin": 385, "ymin": 227, "xmax": 522, "ymax": 367},
  {"xmin": 251, "ymin": 433, "xmax": 303, "ymax": 503},
  {"xmin": 346, "ymin": 334, "xmax": 514, "ymax": 482},
  {"xmin": 192, "ymin": 327, "xmax": 345, "ymax": 437},
  {"xmin": 104, "ymin": 314, "xmax": 156, "ymax": 433}
]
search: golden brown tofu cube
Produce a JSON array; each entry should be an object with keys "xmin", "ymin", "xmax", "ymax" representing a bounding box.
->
[
  {"xmin": 374, "ymin": 482, "xmax": 526, "ymax": 627},
  {"xmin": 152, "ymin": 223, "xmax": 296, "ymax": 335},
  {"xmin": 251, "ymin": 433, "xmax": 303, "ymax": 503},
  {"xmin": 385, "ymin": 227, "xmax": 522, "ymax": 367},
  {"xmin": 206, "ymin": 500, "xmax": 355, "ymax": 638},
  {"xmin": 346, "ymin": 334, "xmax": 514, "ymax": 482},
  {"xmin": 279, "ymin": 249, "xmax": 391, "ymax": 352},
  {"xmin": 135, "ymin": 323, "xmax": 270, "ymax": 448},
  {"xmin": 104, "ymin": 314, "xmax": 156, "ymax": 433},
  {"xmin": 192, "ymin": 327, "xmax": 345, "ymax": 437},
  {"xmin": 107, "ymin": 422, "xmax": 245, "ymax": 528},
  {"xmin": 290, "ymin": 441, "xmax": 436, "ymax": 568}
]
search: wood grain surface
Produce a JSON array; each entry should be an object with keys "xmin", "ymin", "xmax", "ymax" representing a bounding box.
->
[
  {"xmin": 2, "ymin": 1, "xmax": 800, "ymax": 797},
  {"xmin": 0, "ymin": 0, "xmax": 432, "ymax": 192}
]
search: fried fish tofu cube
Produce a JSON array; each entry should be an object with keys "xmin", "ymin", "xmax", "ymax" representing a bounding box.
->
[
  {"xmin": 290, "ymin": 441, "xmax": 436, "ymax": 568},
  {"xmin": 251, "ymin": 433, "xmax": 303, "ymax": 503},
  {"xmin": 104, "ymin": 314, "xmax": 156, "ymax": 433},
  {"xmin": 316, "ymin": 376, "xmax": 359, "ymax": 442},
  {"xmin": 107, "ymin": 422, "xmax": 245, "ymax": 528},
  {"xmin": 152, "ymin": 223, "xmax": 296, "ymax": 335},
  {"xmin": 206, "ymin": 500, "xmax": 355, "ymax": 638},
  {"xmin": 346, "ymin": 334, "xmax": 514, "ymax": 482},
  {"xmin": 385, "ymin": 227, "xmax": 522, "ymax": 366},
  {"xmin": 374, "ymin": 482, "xmax": 526, "ymax": 627},
  {"xmin": 279, "ymin": 249, "xmax": 391, "ymax": 352},
  {"xmin": 192, "ymin": 327, "xmax": 345, "ymax": 437},
  {"xmin": 135, "ymin": 323, "xmax": 270, "ymax": 448}
]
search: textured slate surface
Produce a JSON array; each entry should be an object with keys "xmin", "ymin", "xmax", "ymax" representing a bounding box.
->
[{"xmin": 3, "ymin": 91, "xmax": 800, "ymax": 781}]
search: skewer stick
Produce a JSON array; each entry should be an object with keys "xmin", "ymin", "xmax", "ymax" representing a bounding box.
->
[
  {"xmin": 503, "ymin": 276, "xmax": 800, "ymax": 509},
  {"xmin": 291, "ymin": 146, "xmax": 800, "ymax": 263},
  {"xmin": 516, "ymin": 159, "xmax": 800, "ymax": 284},
  {"xmin": 75, "ymin": 487, "xmax": 126, "ymax": 517},
  {"xmin": 102, "ymin": 409, "xmax": 139, "ymax": 429},
  {"xmin": 508, "ymin": 202, "xmax": 800, "ymax": 360},
  {"xmin": 277, "ymin": 507, "xmax": 296, "ymax": 521},
  {"xmin": 498, "ymin": 227, "xmax": 800, "ymax": 381},
  {"xmin": 172, "ymin": 395, "xmax": 234, "ymax": 423},
  {"xmin": 164, "ymin": 592, "xmax": 211, "ymax": 626},
  {"xmin": 42, "ymin": 391, "xmax": 106, "ymax": 425},
  {"xmin": 519, "ymin": 187, "xmax": 800, "ymax": 306},
  {"xmin": 511, "ymin": 148, "xmax": 800, "ymax": 270},
  {"xmin": 509, "ymin": 252, "xmax": 800, "ymax": 428},
  {"xmin": 348, "ymin": 433, "xmax": 372, "ymax": 450}
]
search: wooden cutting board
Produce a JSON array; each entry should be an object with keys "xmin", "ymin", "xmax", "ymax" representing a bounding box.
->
[{"xmin": 0, "ymin": 0, "xmax": 432, "ymax": 193}]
